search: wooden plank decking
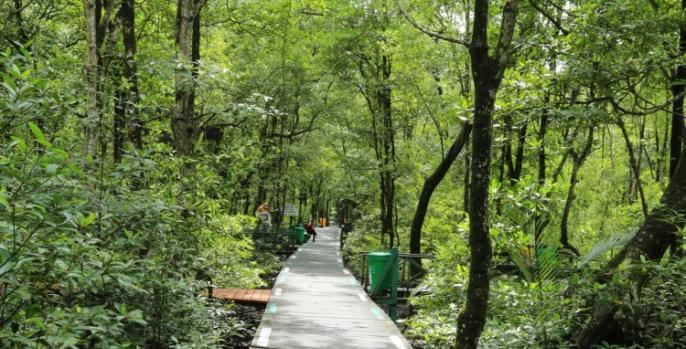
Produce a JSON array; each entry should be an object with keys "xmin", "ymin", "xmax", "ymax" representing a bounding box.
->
[
  {"xmin": 251, "ymin": 227, "xmax": 412, "ymax": 349},
  {"xmin": 212, "ymin": 288, "xmax": 271, "ymax": 304}
]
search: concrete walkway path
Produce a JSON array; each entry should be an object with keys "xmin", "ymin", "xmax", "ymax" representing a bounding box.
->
[{"xmin": 251, "ymin": 227, "xmax": 411, "ymax": 349}]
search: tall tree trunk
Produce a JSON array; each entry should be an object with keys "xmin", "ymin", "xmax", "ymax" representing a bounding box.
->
[
  {"xmin": 654, "ymin": 112, "xmax": 663, "ymax": 182},
  {"xmin": 662, "ymin": 114, "xmax": 670, "ymax": 178},
  {"xmin": 538, "ymin": 107, "xmax": 548, "ymax": 186},
  {"xmin": 511, "ymin": 119, "xmax": 527, "ymax": 182},
  {"xmin": 82, "ymin": 0, "xmax": 120, "ymax": 162},
  {"xmin": 82, "ymin": 0, "xmax": 103, "ymax": 160},
  {"xmin": 113, "ymin": 89, "xmax": 125, "ymax": 163},
  {"xmin": 463, "ymin": 143, "xmax": 471, "ymax": 212},
  {"xmin": 503, "ymin": 113, "xmax": 514, "ymax": 183},
  {"xmin": 559, "ymin": 127, "xmax": 594, "ymax": 257},
  {"xmin": 12, "ymin": 0, "xmax": 28, "ymax": 46},
  {"xmin": 670, "ymin": 0, "xmax": 686, "ymax": 177},
  {"xmin": 409, "ymin": 124, "xmax": 472, "ymax": 275},
  {"xmin": 121, "ymin": 0, "xmax": 141, "ymax": 151},
  {"xmin": 618, "ymin": 119, "xmax": 649, "ymax": 218},
  {"xmin": 172, "ymin": 0, "xmax": 202, "ymax": 176},
  {"xmin": 378, "ymin": 54, "xmax": 396, "ymax": 247},
  {"xmin": 534, "ymin": 103, "xmax": 549, "ymax": 242},
  {"xmin": 454, "ymin": 1, "xmax": 519, "ymax": 348}
]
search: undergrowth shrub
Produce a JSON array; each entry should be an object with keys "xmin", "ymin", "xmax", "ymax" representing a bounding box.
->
[{"xmin": 0, "ymin": 51, "xmax": 271, "ymax": 347}]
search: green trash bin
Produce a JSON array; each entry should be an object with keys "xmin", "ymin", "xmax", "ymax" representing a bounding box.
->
[
  {"xmin": 294, "ymin": 225, "xmax": 305, "ymax": 244},
  {"xmin": 367, "ymin": 252, "xmax": 392, "ymax": 292}
]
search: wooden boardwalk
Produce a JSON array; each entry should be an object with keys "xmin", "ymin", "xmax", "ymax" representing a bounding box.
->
[
  {"xmin": 251, "ymin": 227, "xmax": 412, "ymax": 349},
  {"xmin": 212, "ymin": 288, "xmax": 271, "ymax": 304}
]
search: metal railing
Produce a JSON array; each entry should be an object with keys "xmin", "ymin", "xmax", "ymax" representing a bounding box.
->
[{"xmin": 252, "ymin": 226, "xmax": 298, "ymax": 254}]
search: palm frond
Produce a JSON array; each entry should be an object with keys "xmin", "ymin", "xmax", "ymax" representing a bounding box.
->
[
  {"xmin": 578, "ymin": 232, "xmax": 633, "ymax": 268},
  {"xmin": 510, "ymin": 247, "xmax": 534, "ymax": 282},
  {"xmin": 536, "ymin": 246, "xmax": 560, "ymax": 281}
]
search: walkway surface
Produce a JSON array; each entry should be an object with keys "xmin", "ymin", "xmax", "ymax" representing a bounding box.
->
[
  {"xmin": 251, "ymin": 227, "xmax": 412, "ymax": 349},
  {"xmin": 212, "ymin": 288, "xmax": 271, "ymax": 304}
]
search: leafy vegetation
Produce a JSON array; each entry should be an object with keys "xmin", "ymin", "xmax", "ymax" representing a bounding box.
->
[{"xmin": 2, "ymin": 0, "xmax": 686, "ymax": 348}]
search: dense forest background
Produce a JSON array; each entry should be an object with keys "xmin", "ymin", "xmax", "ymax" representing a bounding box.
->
[{"xmin": 1, "ymin": 0, "xmax": 685, "ymax": 348}]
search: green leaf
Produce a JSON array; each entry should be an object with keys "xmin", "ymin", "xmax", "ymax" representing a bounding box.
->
[
  {"xmin": 0, "ymin": 187, "xmax": 9, "ymax": 210},
  {"xmin": 28, "ymin": 122, "xmax": 51, "ymax": 148},
  {"xmin": 52, "ymin": 147, "xmax": 70, "ymax": 159},
  {"xmin": 509, "ymin": 248, "xmax": 533, "ymax": 283},
  {"xmin": 578, "ymin": 232, "xmax": 633, "ymax": 267},
  {"xmin": 127, "ymin": 309, "xmax": 147, "ymax": 325},
  {"xmin": 80, "ymin": 212, "xmax": 97, "ymax": 227},
  {"xmin": 10, "ymin": 136, "xmax": 27, "ymax": 151},
  {"xmin": 10, "ymin": 64, "xmax": 21, "ymax": 79},
  {"xmin": 0, "ymin": 262, "xmax": 15, "ymax": 276}
]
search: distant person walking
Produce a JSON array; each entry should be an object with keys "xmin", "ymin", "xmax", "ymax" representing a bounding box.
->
[{"xmin": 305, "ymin": 220, "xmax": 317, "ymax": 242}]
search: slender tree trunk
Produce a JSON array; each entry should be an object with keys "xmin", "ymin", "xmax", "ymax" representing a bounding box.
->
[
  {"xmin": 618, "ymin": 119, "xmax": 649, "ymax": 218},
  {"xmin": 172, "ymin": 0, "xmax": 202, "ymax": 176},
  {"xmin": 495, "ymin": 139, "xmax": 506, "ymax": 214},
  {"xmin": 534, "ymin": 103, "xmax": 549, "ymax": 242},
  {"xmin": 511, "ymin": 119, "xmax": 527, "ymax": 182},
  {"xmin": 82, "ymin": 0, "xmax": 103, "ymax": 160},
  {"xmin": 463, "ymin": 143, "xmax": 471, "ymax": 212},
  {"xmin": 13, "ymin": 0, "xmax": 28, "ymax": 46},
  {"xmin": 378, "ymin": 54, "xmax": 396, "ymax": 247},
  {"xmin": 661, "ymin": 114, "xmax": 670, "ymax": 181},
  {"xmin": 559, "ymin": 160, "xmax": 582, "ymax": 256},
  {"xmin": 113, "ymin": 89, "xmax": 125, "ymax": 163},
  {"xmin": 670, "ymin": 94, "xmax": 685, "ymax": 178},
  {"xmin": 454, "ymin": 1, "xmax": 519, "ymax": 348},
  {"xmin": 655, "ymin": 112, "xmax": 663, "ymax": 182},
  {"xmin": 409, "ymin": 124, "xmax": 472, "ymax": 274},
  {"xmin": 559, "ymin": 127, "xmax": 593, "ymax": 257},
  {"xmin": 670, "ymin": 0, "xmax": 686, "ymax": 177},
  {"xmin": 503, "ymin": 113, "xmax": 514, "ymax": 182},
  {"xmin": 636, "ymin": 117, "xmax": 646, "ymax": 182},
  {"xmin": 121, "ymin": 0, "xmax": 141, "ymax": 151},
  {"xmin": 82, "ymin": 0, "xmax": 120, "ymax": 162}
]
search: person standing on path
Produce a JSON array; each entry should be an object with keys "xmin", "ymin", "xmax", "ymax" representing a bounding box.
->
[
  {"xmin": 305, "ymin": 220, "xmax": 317, "ymax": 242},
  {"xmin": 255, "ymin": 203, "xmax": 271, "ymax": 235}
]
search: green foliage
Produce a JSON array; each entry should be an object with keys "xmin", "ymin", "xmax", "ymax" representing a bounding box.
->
[
  {"xmin": 611, "ymin": 259, "xmax": 686, "ymax": 349},
  {"xmin": 198, "ymin": 214, "xmax": 264, "ymax": 288},
  {"xmin": 0, "ymin": 49, "xmax": 275, "ymax": 348},
  {"xmin": 3, "ymin": 0, "xmax": 686, "ymax": 347},
  {"xmin": 406, "ymin": 231, "xmax": 470, "ymax": 348},
  {"xmin": 578, "ymin": 232, "xmax": 634, "ymax": 268},
  {"xmin": 342, "ymin": 216, "xmax": 385, "ymax": 278}
]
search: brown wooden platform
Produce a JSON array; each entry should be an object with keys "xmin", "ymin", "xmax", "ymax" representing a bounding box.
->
[{"xmin": 212, "ymin": 288, "xmax": 271, "ymax": 304}]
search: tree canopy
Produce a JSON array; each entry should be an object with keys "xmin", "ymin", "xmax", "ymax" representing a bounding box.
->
[{"xmin": 1, "ymin": 0, "xmax": 685, "ymax": 348}]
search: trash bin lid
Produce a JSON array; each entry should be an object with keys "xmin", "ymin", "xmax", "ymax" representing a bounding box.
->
[
  {"xmin": 367, "ymin": 252, "xmax": 391, "ymax": 262},
  {"xmin": 368, "ymin": 252, "xmax": 391, "ymax": 257}
]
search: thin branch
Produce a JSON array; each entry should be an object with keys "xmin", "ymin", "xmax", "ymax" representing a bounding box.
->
[
  {"xmin": 413, "ymin": 82, "xmax": 445, "ymax": 157},
  {"xmin": 607, "ymin": 91, "xmax": 686, "ymax": 116},
  {"xmin": 494, "ymin": 0, "xmax": 520, "ymax": 73},
  {"xmin": 527, "ymin": 0, "xmax": 569, "ymax": 35},
  {"xmin": 547, "ymin": 0, "xmax": 573, "ymax": 17},
  {"xmin": 396, "ymin": 0, "xmax": 470, "ymax": 48},
  {"xmin": 10, "ymin": 0, "xmax": 35, "ymax": 14},
  {"xmin": 268, "ymin": 127, "xmax": 318, "ymax": 139}
]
